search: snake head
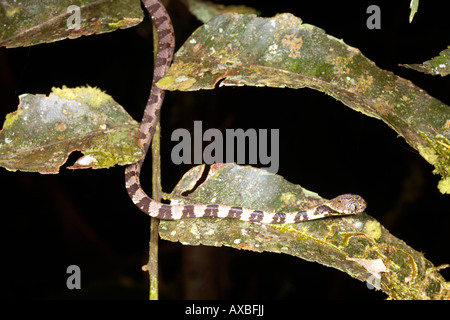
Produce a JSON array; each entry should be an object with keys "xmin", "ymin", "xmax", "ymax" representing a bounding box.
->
[{"xmin": 330, "ymin": 194, "xmax": 367, "ymax": 214}]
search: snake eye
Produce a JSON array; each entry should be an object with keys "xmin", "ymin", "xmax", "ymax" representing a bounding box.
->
[{"xmin": 349, "ymin": 203, "xmax": 358, "ymax": 212}]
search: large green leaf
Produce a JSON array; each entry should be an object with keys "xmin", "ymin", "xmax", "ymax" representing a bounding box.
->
[
  {"xmin": 0, "ymin": 86, "xmax": 143, "ymax": 173},
  {"xmin": 158, "ymin": 13, "xmax": 450, "ymax": 194},
  {"xmin": 159, "ymin": 163, "xmax": 449, "ymax": 299}
]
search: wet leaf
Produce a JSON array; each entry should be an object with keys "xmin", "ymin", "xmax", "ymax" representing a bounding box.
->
[
  {"xmin": 158, "ymin": 13, "xmax": 450, "ymax": 194},
  {"xmin": 400, "ymin": 46, "xmax": 450, "ymax": 76},
  {"xmin": 159, "ymin": 163, "xmax": 449, "ymax": 299},
  {"xmin": 168, "ymin": 163, "xmax": 319, "ymax": 212},
  {"xmin": 0, "ymin": 86, "xmax": 143, "ymax": 173},
  {"xmin": 0, "ymin": 0, "xmax": 143, "ymax": 48}
]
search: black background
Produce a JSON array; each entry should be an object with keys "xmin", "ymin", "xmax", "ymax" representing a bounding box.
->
[{"xmin": 0, "ymin": 0, "xmax": 449, "ymax": 299}]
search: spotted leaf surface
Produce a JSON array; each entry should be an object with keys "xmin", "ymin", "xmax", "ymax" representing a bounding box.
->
[
  {"xmin": 0, "ymin": 0, "xmax": 143, "ymax": 48},
  {"xmin": 0, "ymin": 86, "xmax": 143, "ymax": 173},
  {"xmin": 159, "ymin": 164, "xmax": 448, "ymax": 299},
  {"xmin": 401, "ymin": 46, "xmax": 450, "ymax": 76},
  {"xmin": 158, "ymin": 13, "xmax": 450, "ymax": 193}
]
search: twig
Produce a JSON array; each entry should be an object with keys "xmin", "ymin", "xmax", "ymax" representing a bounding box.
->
[
  {"xmin": 146, "ymin": 13, "xmax": 163, "ymax": 299},
  {"xmin": 149, "ymin": 122, "xmax": 162, "ymax": 300}
]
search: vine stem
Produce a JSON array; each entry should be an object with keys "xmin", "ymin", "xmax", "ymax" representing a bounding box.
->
[
  {"xmin": 149, "ymin": 122, "xmax": 162, "ymax": 300},
  {"xmin": 146, "ymin": 12, "xmax": 164, "ymax": 299}
]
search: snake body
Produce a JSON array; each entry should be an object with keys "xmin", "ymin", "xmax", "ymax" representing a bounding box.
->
[{"xmin": 125, "ymin": 0, "xmax": 367, "ymax": 224}]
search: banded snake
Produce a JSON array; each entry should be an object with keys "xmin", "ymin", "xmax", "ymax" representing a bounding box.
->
[{"xmin": 125, "ymin": 0, "xmax": 367, "ymax": 224}]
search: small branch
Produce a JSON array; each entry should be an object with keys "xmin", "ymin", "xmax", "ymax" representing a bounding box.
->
[
  {"xmin": 146, "ymin": 13, "xmax": 164, "ymax": 299},
  {"xmin": 148, "ymin": 122, "xmax": 162, "ymax": 300}
]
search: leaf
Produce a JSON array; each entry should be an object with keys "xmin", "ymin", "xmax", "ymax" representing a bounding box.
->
[
  {"xmin": 168, "ymin": 163, "xmax": 320, "ymax": 212},
  {"xmin": 158, "ymin": 13, "xmax": 450, "ymax": 194},
  {"xmin": 0, "ymin": 86, "xmax": 143, "ymax": 173},
  {"xmin": 400, "ymin": 46, "xmax": 450, "ymax": 76},
  {"xmin": 159, "ymin": 163, "xmax": 449, "ymax": 299},
  {"xmin": 182, "ymin": 0, "xmax": 260, "ymax": 23},
  {"xmin": 409, "ymin": 0, "xmax": 419, "ymax": 23},
  {"xmin": 0, "ymin": 0, "xmax": 143, "ymax": 48}
]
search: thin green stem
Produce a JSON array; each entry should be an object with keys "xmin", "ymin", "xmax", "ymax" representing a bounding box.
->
[
  {"xmin": 149, "ymin": 122, "xmax": 162, "ymax": 300},
  {"xmin": 147, "ymin": 14, "xmax": 163, "ymax": 300}
]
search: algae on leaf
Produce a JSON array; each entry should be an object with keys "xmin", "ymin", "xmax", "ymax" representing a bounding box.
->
[
  {"xmin": 158, "ymin": 13, "xmax": 450, "ymax": 193},
  {"xmin": 401, "ymin": 46, "xmax": 450, "ymax": 77},
  {"xmin": 0, "ymin": 0, "xmax": 143, "ymax": 48},
  {"xmin": 159, "ymin": 163, "xmax": 450, "ymax": 300},
  {"xmin": 0, "ymin": 86, "xmax": 143, "ymax": 173}
]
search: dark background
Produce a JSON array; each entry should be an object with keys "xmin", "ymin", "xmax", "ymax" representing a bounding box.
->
[{"xmin": 0, "ymin": 0, "xmax": 449, "ymax": 299}]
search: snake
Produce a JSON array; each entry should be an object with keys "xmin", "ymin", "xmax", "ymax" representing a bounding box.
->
[{"xmin": 125, "ymin": 0, "xmax": 368, "ymax": 224}]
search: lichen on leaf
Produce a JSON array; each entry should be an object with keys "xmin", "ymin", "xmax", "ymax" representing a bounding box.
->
[
  {"xmin": 159, "ymin": 163, "xmax": 449, "ymax": 299},
  {"xmin": 158, "ymin": 13, "xmax": 450, "ymax": 193},
  {"xmin": 0, "ymin": 0, "xmax": 143, "ymax": 48},
  {"xmin": 400, "ymin": 46, "xmax": 450, "ymax": 76},
  {"xmin": 0, "ymin": 86, "xmax": 143, "ymax": 173}
]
